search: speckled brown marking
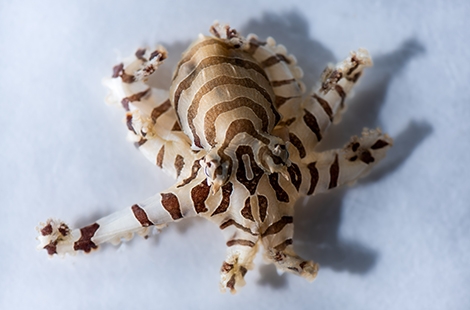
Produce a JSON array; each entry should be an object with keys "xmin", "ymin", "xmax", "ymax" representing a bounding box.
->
[
  {"xmin": 177, "ymin": 160, "xmax": 201, "ymax": 188},
  {"xmin": 126, "ymin": 113, "xmax": 136, "ymax": 133},
  {"xmin": 226, "ymin": 274, "xmax": 236, "ymax": 290},
  {"xmin": 151, "ymin": 99, "xmax": 172, "ymax": 122},
  {"xmin": 288, "ymin": 266, "xmax": 300, "ymax": 272},
  {"xmin": 156, "ymin": 145, "xmax": 165, "ymax": 168},
  {"xmin": 134, "ymin": 137, "xmax": 147, "ymax": 148},
  {"xmin": 359, "ymin": 150, "xmax": 375, "ymax": 164},
  {"xmin": 245, "ymin": 38, "xmax": 266, "ymax": 55},
  {"xmin": 274, "ymin": 239, "xmax": 293, "ymax": 252},
  {"xmin": 221, "ymin": 261, "xmax": 234, "ymax": 273},
  {"xmin": 335, "ymin": 84, "xmax": 346, "ymax": 109},
  {"xmin": 219, "ymin": 219, "xmax": 257, "ymax": 236},
  {"xmin": 226, "ymin": 239, "xmax": 256, "ymax": 247},
  {"xmin": 303, "ymin": 109, "xmax": 322, "ymax": 142},
  {"xmin": 261, "ymin": 54, "xmax": 291, "ymax": 68},
  {"xmin": 131, "ymin": 204, "xmax": 154, "ymax": 227},
  {"xmin": 112, "ymin": 63, "xmax": 124, "ymax": 78},
  {"xmin": 268, "ymin": 173, "xmax": 289, "ymax": 203},
  {"xmin": 321, "ymin": 70, "xmax": 343, "ymax": 92},
  {"xmin": 351, "ymin": 142, "xmax": 360, "ymax": 152},
  {"xmin": 289, "ymin": 133, "xmax": 306, "ymax": 159},
  {"xmin": 41, "ymin": 223, "xmax": 52, "ymax": 236},
  {"xmin": 257, "ymin": 195, "xmax": 268, "ymax": 222},
  {"xmin": 262, "ymin": 216, "xmax": 293, "ymax": 237},
  {"xmin": 174, "ymin": 155, "xmax": 184, "ymax": 177},
  {"xmin": 299, "ymin": 261, "xmax": 309, "ymax": 270},
  {"xmin": 287, "ymin": 162, "xmax": 302, "ymax": 191},
  {"xmin": 211, "ymin": 182, "xmax": 233, "ymax": 216},
  {"xmin": 123, "ymin": 88, "xmax": 150, "ymax": 106},
  {"xmin": 348, "ymin": 155, "xmax": 358, "ymax": 162},
  {"xmin": 172, "ymin": 121, "xmax": 181, "ymax": 131},
  {"xmin": 371, "ymin": 139, "xmax": 390, "ymax": 150},
  {"xmin": 347, "ymin": 55, "xmax": 360, "ymax": 75},
  {"xmin": 121, "ymin": 70, "xmax": 135, "ymax": 83},
  {"xmin": 271, "ymin": 78, "xmax": 295, "ymax": 87},
  {"xmin": 73, "ymin": 223, "xmax": 99, "ymax": 253},
  {"xmin": 44, "ymin": 241, "xmax": 57, "ymax": 255},
  {"xmin": 241, "ymin": 197, "xmax": 254, "ymax": 221},
  {"xmin": 58, "ymin": 224, "xmax": 70, "ymax": 236},
  {"xmin": 191, "ymin": 180, "xmax": 211, "ymax": 214},
  {"xmin": 236, "ymin": 146, "xmax": 264, "ymax": 195},
  {"xmin": 313, "ymin": 94, "xmax": 333, "ymax": 122},
  {"xmin": 161, "ymin": 193, "xmax": 183, "ymax": 220},
  {"xmin": 135, "ymin": 48, "xmax": 146, "ymax": 61},
  {"xmin": 307, "ymin": 162, "xmax": 319, "ymax": 195},
  {"xmin": 275, "ymin": 96, "xmax": 290, "ymax": 108},
  {"xmin": 348, "ymin": 71, "xmax": 362, "ymax": 82},
  {"xmin": 328, "ymin": 154, "xmax": 339, "ymax": 189}
]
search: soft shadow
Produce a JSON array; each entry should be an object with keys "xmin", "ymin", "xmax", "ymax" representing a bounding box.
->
[{"xmin": 240, "ymin": 11, "xmax": 429, "ymax": 287}]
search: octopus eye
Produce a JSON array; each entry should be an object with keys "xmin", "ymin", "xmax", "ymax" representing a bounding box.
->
[{"xmin": 204, "ymin": 165, "xmax": 211, "ymax": 178}]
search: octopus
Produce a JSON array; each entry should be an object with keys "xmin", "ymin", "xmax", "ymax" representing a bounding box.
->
[{"xmin": 37, "ymin": 23, "xmax": 392, "ymax": 293}]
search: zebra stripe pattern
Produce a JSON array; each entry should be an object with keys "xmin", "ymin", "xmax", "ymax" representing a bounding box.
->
[{"xmin": 38, "ymin": 23, "xmax": 392, "ymax": 294}]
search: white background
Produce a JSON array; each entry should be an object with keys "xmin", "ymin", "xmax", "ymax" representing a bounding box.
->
[{"xmin": 1, "ymin": 1, "xmax": 469, "ymax": 309}]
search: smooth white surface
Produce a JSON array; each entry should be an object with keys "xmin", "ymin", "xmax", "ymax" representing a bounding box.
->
[{"xmin": 1, "ymin": 1, "xmax": 469, "ymax": 309}]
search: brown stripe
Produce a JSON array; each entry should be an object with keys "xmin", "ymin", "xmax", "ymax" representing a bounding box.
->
[
  {"xmin": 271, "ymin": 78, "xmax": 295, "ymax": 87},
  {"xmin": 261, "ymin": 54, "xmax": 291, "ymax": 68},
  {"xmin": 151, "ymin": 99, "xmax": 172, "ymax": 122},
  {"xmin": 307, "ymin": 162, "xmax": 319, "ymax": 195},
  {"xmin": 334, "ymin": 84, "xmax": 346, "ymax": 109},
  {"xmin": 203, "ymin": 95, "xmax": 271, "ymax": 146},
  {"xmin": 131, "ymin": 204, "xmax": 154, "ymax": 227},
  {"xmin": 161, "ymin": 193, "xmax": 183, "ymax": 220},
  {"xmin": 268, "ymin": 173, "xmax": 289, "ymax": 203},
  {"xmin": 73, "ymin": 223, "xmax": 100, "ymax": 253},
  {"xmin": 187, "ymin": 74, "xmax": 274, "ymax": 147},
  {"xmin": 44, "ymin": 241, "xmax": 57, "ymax": 255},
  {"xmin": 174, "ymin": 155, "xmax": 184, "ymax": 177},
  {"xmin": 126, "ymin": 113, "xmax": 135, "ymax": 133},
  {"xmin": 226, "ymin": 274, "xmax": 236, "ymax": 291},
  {"xmin": 134, "ymin": 137, "xmax": 147, "ymax": 148},
  {"xmin": 235, "ymin": 146, "xmax": 264, "ymax": 195},
  {"xmin": 346, "ymin": 55, "xmax": 360, "ymax": 75},
  {"xmin": 156, "ymin": 145, "xmax": 165, "ymax": 168},
  {"xmin": 262, "ymin": 216, "xmax": 293, "ymax": 237},
  {"xmin": 303, "ymin": 109, "xmax": 322, "ymax": 141},
  {"xmin": 40, "ymin": 223, "xmax": 53, "ymax": 236},
  {"xmin": 257, "ymin": 195, "xmax": 268, "ymax": 222},
  {"xmin": 274, "ymin": 239, "xmax": 293, "ymax": 251},
  {"xmin": 275, "ymin": 96, "xmax": 290, "ymax": 108},
  {"xmin": 135, "ymin": 48, "xmax": 146, "ymax": 61},
  {"xmin": 172, "ymin": 121, "xmax": 182, "ymax": 131},
  {"xmin": 173, "ymin": 55, "xmax": 269, "ymax": 114},
  {"xmin": 221, "ymin": 261, "xmax": 234, "ymax": 273},
  {"xmin": 219, "ymin": 219, "xmax": 257, "ymax": 236},
  {"xmin": 173, "ymin": 38, "xmax": 231, "ymax": 80},
  {"xmin": 121, "ymin": 70, "xmax": 135, "ymax": 83},
  {"xmin": 371, "ymin": 139, "xmax": 390, "ymax": 150},
  {"xmin": 287, "ymin": 162, "xmax": 302, "ymax": 191},
  {"xmin": 112, "ymin": 63, "xmax": 124, "ymax": 78},
  {"xmin": 313, "ymin": 94, "xmax": 333, "ymax": 122},
  {"xmin": 241, "ymin": 197, "xmax": 254, "ymax": 221},
  {"xmin": 328, "ymin": 154, "xmax": 339, "ymax": 189},
  {"xmin": 122, "ymin": 88, "xmax": 150, "ymax": 112},
  {"xmin": 359, "ymin": 150, "xmax": 375, "ymax": 164},
  {"xmin": 226, "ymin": 239, "xmax": 256, "ymax": 247},
  {"xmin": 177, "ymin": 160, "xmax": 201, "ymax": 188},
  {"xmin": 191, "ymin": 180, "xmax": 211, "ymax": 214},
  {"xmin": 211, "ymin": 182, "xmax": 233, "ymax": 216},
  {"xmin": 289, "ymin": 133, "xmax": 306, "ymax": 159},
  {"xmin": 246, "ymin": 38, "xmax": 267, "ymax": 55}
]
